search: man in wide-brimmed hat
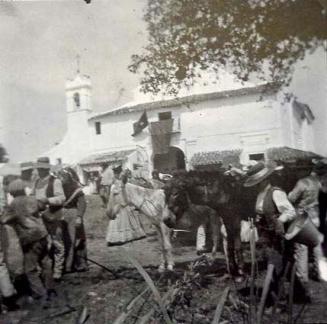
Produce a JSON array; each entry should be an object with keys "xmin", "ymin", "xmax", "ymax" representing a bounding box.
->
[
  {"xmin": 244, "ymin": 161, "xmax": 312, "ymax": 303},
  {"xmin": 20, "ymin": 161, "xmax": 35, "ymax": 196},
  {"xmin": 33, "ymin": 157, "xmax": 66, "ymax": 281}
]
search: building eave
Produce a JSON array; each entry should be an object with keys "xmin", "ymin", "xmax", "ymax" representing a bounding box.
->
[{"xmin": 89, "ymin": 83, "xmax": 277, "ymax": 121}]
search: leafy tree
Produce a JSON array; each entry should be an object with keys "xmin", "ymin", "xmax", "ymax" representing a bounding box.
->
[
  {"xmin": 0, "ymin": 144, "xmax": 8, "ymax": 163},
  {"xmin": 129, "ymin": 0, "xmax": 327, "ymax": 95}
]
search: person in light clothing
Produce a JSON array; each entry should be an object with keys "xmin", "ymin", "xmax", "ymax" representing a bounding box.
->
[
  {"xmin": 244, "ymin": 161, "xmax": 309, "ymax": 303},
  {"xmin": 106, "ymin": 166, "xmax": 146, "ymax": 246},
  {"xmin": 99, "ymin": 165, "xmax": 115, "ymax": 207},
  {"xmin": 33, "ymin": 157, "xmax": 66, "ymax": 280},
  {"xmin": 288, "ymin": 165, "xmax": 324, "ymax": 283}
]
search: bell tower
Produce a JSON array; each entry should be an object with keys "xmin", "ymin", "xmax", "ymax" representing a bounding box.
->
[
  {"xmin": 64, "ymin": 56, "xmax": 92, "ymax": 161},
  {"xmin": 66, "ymin": 56, "xmax": 92, "ymax": 113}
]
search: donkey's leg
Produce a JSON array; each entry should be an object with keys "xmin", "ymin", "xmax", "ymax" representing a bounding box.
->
[
  {"xmin": 221, "ymin": 222, "xmax": 233, "ymax": 274},
  {"xmin": 156, "ymin": 227, "xmax": 166, "ymax": 272},
  {"xmin": 196, "ymin": 225, "xmax": 206, "ymax": 254},
  {"xmin": 211, "ymin": 222, "xmax": 219, "ymax": 258},
  {"xmin": 160, "ymin": 223, "xmax": 174, "ymax": 271},
  {"xmin": 211, "ymin": 213, "xmax": 221, "ymax": 258},
  {"xmin": 234, "ymin": 220, "xmax": 244, "ymax": 276}
]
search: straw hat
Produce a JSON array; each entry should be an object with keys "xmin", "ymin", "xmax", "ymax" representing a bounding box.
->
[
  {"xmin": 20, "ymin": 161, "xmax": 34, "ymax": 171},
  {"xmin": 112, "ymin": 164, "xmax": 122, "ymax": 174},
  {"xmin": 244, "ymin": 161, "xmax": 283, "ymax": 187},
  {"xmin": 36, "ymin": 157, "xmax": 51, "ymax": 169}
]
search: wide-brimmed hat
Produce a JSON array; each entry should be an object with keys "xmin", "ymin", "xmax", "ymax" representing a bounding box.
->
[
  {"xmin": 20, "ymin": 161, "xmax": 34, "ymax": 171},
  {"xmin": 244, "ymin": 161, "xmax": 283, "ymax": 187},
  {"xmin": 36, "ymin": 157, "xmax": 51, "ymax": 169},
  {"xmin": 112, "ymin": 163, "xmax": 122, "ymax": 174}
]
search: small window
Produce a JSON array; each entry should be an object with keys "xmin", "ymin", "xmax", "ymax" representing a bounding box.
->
[
  {"xmin": 95, "ymin": 122, "xmax": 101, "ymax": 135},
  {"xmin": 74, "ymin": 92, "xmax": 80, "ymax": 108},
  {"xmin": 249, "ymin": 153, "xmax": 265, "ymax": 161},
  {"xmin": 158, "ymin": 111, "xmax": 172, "ymax": 120}
]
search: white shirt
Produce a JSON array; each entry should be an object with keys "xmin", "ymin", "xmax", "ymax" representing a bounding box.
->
[
  {"xmin": 256, "ymin": 184, "xmax": 296, "ymax": 223},
  {"xmin": 34, "ymin": 175, "xmax": 65, "ymax": 206}
]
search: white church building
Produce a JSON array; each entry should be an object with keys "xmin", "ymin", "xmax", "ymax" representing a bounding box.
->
[{"xmin": 46, "ymin": 71, "xmax": 317, "ymax": 182}]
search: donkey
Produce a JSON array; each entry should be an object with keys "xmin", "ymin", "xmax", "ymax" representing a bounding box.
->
[
  {"xmin": 106, "ymin": 174, "xmax": 175, "ymax": 272},
  {"xmin": 165, "ymin": 170, "xmax": 253, "ymax": 277},
  {"xmin": 165, "ymin": 184, "xmax": 221, "ymax": 257}
]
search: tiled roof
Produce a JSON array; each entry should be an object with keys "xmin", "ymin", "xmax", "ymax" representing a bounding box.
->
[
  {"xmin": 266, "ymin": 146, "xmax": 322, "ymax": 163},
  {"xmin": 89, "ymin": 83, "xmax": 276, "ymax": 120},
  {"xmin": 79, "ymin": 149, "xmax": 135, "ymax": 166},
  {"xmin": 190, "ymin": 149, "xmax": 242, "ymax": 168}
]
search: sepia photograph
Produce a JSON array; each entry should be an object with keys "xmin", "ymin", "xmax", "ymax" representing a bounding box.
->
[{"xmin": 0, "ymin": 0, "xmax": 327, "ymax": 323}]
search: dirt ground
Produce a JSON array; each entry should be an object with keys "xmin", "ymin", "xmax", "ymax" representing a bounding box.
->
[{"xmin": 1, "ymin": 195, "xmax": 327, "ymax": 324}]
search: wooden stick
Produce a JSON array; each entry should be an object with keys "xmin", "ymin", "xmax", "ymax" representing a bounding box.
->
[
  {"xmin": 249, "ymin": 224, "xmax": 257, "ymax": 323},
  {"xmin": 212, "ymin": 286, "xmax": 230, "ymax": 324},
  {"xmin": 272, "ymin": 261, "xmax": 290, "ymax": 318},
  {"xmin": 122, "ymin": 249, "xmax": 173, "ymax": 324},
  {"xmin": 257, "ymin": 263, "xmax": 274, "ymax": 324},
  {"xmin": 76, "ymin": 306, "xmax": 90, "ymax": 324},
  {"xmin": 136, "ymin": 288, "xmax": 176, "ymax": 324},
  {"xmin": 84, "ymin": 256, "xmax": 119, "ymax": 279},
  {"xmin": 288, "ymin": 263, "xmax": 296, "ymax": 324},
  {"xmin": 113, "ymin": 288, "xmax": 150, "ymax": 324}
]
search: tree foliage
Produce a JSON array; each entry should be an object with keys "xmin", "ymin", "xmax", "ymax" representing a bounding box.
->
[
  {"xmin": 129, "ymin": 0, "xmax": 327, "ymax": 95},
  {"xmin": 0, "ymin": 144, "xmax": 8, "ymax": 163}
]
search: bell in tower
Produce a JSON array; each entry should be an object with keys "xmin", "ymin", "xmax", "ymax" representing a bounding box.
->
[{"xmin": 73, "ymin": 92, "xmax": 81, "ymax": 109}]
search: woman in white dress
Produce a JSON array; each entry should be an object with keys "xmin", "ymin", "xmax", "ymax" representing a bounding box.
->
[
  {"xmin": 105, "ymin": 167, "xmax": 146, "ymax": 246},
  {"xmin": 106, "ymin": 205, "xmax": 146, "ymax": 246}
]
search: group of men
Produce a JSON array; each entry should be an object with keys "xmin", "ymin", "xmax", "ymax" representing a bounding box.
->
[
  {"xmin": 243, "ymin": 159, "xmax": 327, "ymax": 304},
  {"xmin": 0, "ymin": 157, "xmax": 81, "ymax": 311}
]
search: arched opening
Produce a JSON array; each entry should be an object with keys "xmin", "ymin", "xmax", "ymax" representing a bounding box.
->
[
  {"xmin": 73, "ymin": 92, "xmax": 80, "ymax": 108},
  {"xmin": 153, "ymin": 146, "xmax": 185, "ymax": 173}
]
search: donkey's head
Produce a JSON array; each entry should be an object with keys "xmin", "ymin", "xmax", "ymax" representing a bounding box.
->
[{"xmin": 164, "ymin": 184, "xmax": 190, "ymax": 228}]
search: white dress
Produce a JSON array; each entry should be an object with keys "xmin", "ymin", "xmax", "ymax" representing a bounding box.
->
[{"xmin": 106, "ymin": 206, "xmax": 146, "ymax": 246}]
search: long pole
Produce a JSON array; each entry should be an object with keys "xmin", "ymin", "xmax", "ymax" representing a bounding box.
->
[{"xmin": 249, "ymin": 220, "xmax": 257, "ymax": 324}]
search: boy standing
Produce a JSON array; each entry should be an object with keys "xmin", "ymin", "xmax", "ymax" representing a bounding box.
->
[{"xmin": 1, "ymin": 179, "xmax": 54, "ymax": 306}]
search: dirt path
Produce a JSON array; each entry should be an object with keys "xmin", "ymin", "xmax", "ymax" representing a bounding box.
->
[{"xmin": 1, "ymin": 195, "xmax": 327, "ymax": 324}]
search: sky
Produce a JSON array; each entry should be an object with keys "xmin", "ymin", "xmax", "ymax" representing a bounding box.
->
[
  {"xmin": 0, "ymin": 0, "xmax": 326, "ymax": 162},
  {"xmin": 0, "ymin": 0, "xmax": 147, "ymax": 162}
]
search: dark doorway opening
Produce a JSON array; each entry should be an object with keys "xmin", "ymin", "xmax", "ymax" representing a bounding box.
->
[{"xmin": 153, "ymin": 146, "xmax": 185, "ymax": 173}]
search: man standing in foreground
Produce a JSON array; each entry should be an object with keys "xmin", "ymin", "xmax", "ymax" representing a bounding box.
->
[
  {"xmin": 33, "ymin": 157, "xmax": 66, "ymax": 280},
  {"xmin": 99, "ymin": 165, "xmax": 115, "ymax": 207},
  {"xmin": 288, "ymin": 164, "xmax": 324, "ymax": 283}
]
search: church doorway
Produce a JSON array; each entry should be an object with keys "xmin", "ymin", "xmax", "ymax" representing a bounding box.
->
[{"xmin": 153, "ymin": 146, "xmax": 186, "ymax": 173}]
